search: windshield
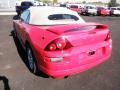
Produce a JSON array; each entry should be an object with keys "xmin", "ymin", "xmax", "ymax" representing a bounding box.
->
[{"xmin": 86, "ymin": 6, "xmax": 96, "ymax": 9}]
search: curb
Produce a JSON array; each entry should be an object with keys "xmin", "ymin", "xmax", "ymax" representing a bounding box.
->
[{"xmin": 0, "ymin": 12, "xmax": 17, "ymax": 15}]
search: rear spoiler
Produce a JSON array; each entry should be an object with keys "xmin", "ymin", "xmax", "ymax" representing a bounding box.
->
[
  {"xmin": 64, "ymin": 23, "xmax": 108, "ymax": 33},
  {"xmin": 46, "ymin": 23, "xmax": 109, "ymax": 35}
]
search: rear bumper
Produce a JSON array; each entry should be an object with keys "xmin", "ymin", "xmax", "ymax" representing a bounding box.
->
[
  {"xmin": 36, "ymin": 41, "xmax": 112, "ymax": 78},
  {"xmin": 113, "ymin": 12, "xmax": 120, "ymax": 15},
  {"xmin": 40, "ymin": 54, "xmax": 111, "ymax": 78},
  {"xmin": 101, "ymin": 12, "xmax": 110, "ymax": 15},
  {"xmin": 87, "ymin": 11, "xmax": 97, "ymax": 14}
]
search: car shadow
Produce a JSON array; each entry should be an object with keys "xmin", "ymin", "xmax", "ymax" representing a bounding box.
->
[
  {"xmin": 0, "ymin": 76, "xmax": 10, "ymax": 90},
  {"xmin": 10, "ymin": 29, "xmax": 49, "ymax": 78}
]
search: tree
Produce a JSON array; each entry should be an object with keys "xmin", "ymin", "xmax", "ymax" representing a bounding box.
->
[
  {"xmin": 36, "ymin": 0, "xmax": 52, "ymax": 3},
  {"xmin": 53, "ymin": 0, "xmax": 58, "ymax": 4},
  {"xmin": 82, "ymin": 1, "xmax": 86, "ymax": 4},
  {"xmin": 108, "ymin": 0, "xmax": 118, "ymax": 7}
]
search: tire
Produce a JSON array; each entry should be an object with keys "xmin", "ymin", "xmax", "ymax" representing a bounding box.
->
[
  {"xmin": 13, "ymin": 30, "xmax": 17, "ymax": 38},
  {"xmin": 26, "ymin": 45, "xmax": 38, "ymax": 74},
  {"xmin": 93, "ymin": 13, "xmax": 97, "ymax": 16}
]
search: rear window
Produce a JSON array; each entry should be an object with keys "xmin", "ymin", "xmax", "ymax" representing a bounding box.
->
[
  {"xmin": 60, "ymin": 4, "xmax": 66, "ymax": 7},
  {"xmin": 70, "ymin": 5, "xmax": 78, "ymax": 8},
  {"xmin": 48, "ymin": 14, "xmax": 79, "ymax": 21},
  {"xmin": 111, "ymin": 8, "xmax": 116, "ymax": 10},
  {"xmin": 97, "ymin": 7, "xmax": 104, "ymax": 10},
  {"xmin": 117, "ymin": 8, "xmax": 120, "ymax": 10},
  {"xmin": 86, "ymin": 6, "xmax": 96, "ymax": 9}
]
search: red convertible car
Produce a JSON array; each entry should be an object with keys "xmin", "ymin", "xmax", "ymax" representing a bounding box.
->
[
  {"xmin": 68, "ymin": 4, "xmax": 82, "ymax": 14},
  {"xmin": 13, "ymin": 6, "xmax": 112, "ymax": 78},
  {"xmin": 97, "ymin": 7, "xmax": 110, "ymax": 16}
]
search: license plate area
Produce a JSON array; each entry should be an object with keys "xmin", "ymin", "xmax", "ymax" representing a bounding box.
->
[{"xmin": 78, "ymin": 47, "xmax": 104, "ymax": 64}]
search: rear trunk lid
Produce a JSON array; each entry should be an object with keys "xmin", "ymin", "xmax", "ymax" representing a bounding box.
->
[{"xmin": 46, "ymin": 23, "xmax": 109, "ymax": 47}]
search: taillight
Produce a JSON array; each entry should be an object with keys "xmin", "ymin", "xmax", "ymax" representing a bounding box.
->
[
  {"xmin": 56, "ymin": 38, "xmax": 66, "ymax": 50},
  {"xmin": 105, "ymin": 31, "xmax": 111, "ymax": 41},
  {"xmin": 49, "ymin": 44, "xmax": 57, "ymax": 51},
  {"xmin": 45, "ymin": 38, "xmax": 72, "ymax": 51}
]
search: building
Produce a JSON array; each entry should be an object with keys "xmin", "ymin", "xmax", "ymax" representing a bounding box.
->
[
  {"xmin": 0, "ymin": 0, "xmax": 34, "ymax": 9},
  {"xmin": 58, "ymin": 0, "xmax": 120, "ymax": 4},
  {"xmin": 58, "ymin": 0, "xmax": 110, "ymax": 3},
  {"xmin": 117, "ymin": 0, "xmax": 120, "ymax": 4},
  {"xmin": 0, "ymin": 0, "xmax": 16, "ymax": 8}
]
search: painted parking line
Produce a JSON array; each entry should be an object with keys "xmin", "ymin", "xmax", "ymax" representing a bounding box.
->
[{"xmin": 0, "ymin": 12, "xmax": 17, "ymax": 15}]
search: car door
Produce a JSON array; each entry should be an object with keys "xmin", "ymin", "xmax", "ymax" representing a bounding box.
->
[{"xmin": 17, "ymin": 10, "xmax": 30, "ymax": 45}]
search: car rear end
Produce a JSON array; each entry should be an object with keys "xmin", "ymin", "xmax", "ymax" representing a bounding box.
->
[
  {"xmin": 101, "ymin": 9, "xmax": 110, "ymax": 16},
  {"xmin": 83, "ymin": 6, "xmax": 97, "ymax": 15},
  {"xmin": 36, "ymin": 23, "xmax": 112, "ymax": 78},
  {"xmin": 110, "ymin": 7, "xmax": 120, "ymax": 16},
  {"xmin": 16, "ymin": 6, "xmax": 22, "ymax": 16},
  {"xmin": 21, "ymin": 1, "xmax": 33, "ymax": 12},
  {"xmin": 16, "ymin": 1, "xmax": 33, "ymax": 16},
  {"xmin": 88, "ymin": 9, "xmax": 97, "ymax": 15},
  {"xmin": 69, "ymin": 5, "xmax": 81, "ymax": 14},
  {"xmin": 113, "ymin": 9, "xmax": 120, "ymax": 16}
]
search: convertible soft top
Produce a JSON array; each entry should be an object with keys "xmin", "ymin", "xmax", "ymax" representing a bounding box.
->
[{"xmin": 27, "ymin": 6, "xmax": 85, "ymax": 25}]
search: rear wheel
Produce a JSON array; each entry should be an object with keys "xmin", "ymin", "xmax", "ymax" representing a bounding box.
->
[
  {"xmin": 13, "ymin": 30, "xmax": 17, "ymax": 38},
  {"xmin": 26, "ymin": 44, "xmax": 50, "ymax": 78},
  {"xmin": 26, "ymin": 45, "xmax": 38, "ymax": 74}
]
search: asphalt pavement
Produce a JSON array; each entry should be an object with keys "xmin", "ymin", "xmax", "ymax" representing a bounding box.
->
[{"xmin": 0, "ymin": 15, "xmax": 120, "ymax": 90}]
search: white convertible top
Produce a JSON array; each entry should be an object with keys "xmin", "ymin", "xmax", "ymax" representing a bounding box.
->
[{"xmin": 28, "ymin": 6, "xmax": 85, "ymax": 25}]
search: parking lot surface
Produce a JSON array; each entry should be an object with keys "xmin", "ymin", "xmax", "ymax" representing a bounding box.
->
[{"xmin": 0, "ymin": 15, "xmax": 120, "ymax": 90}]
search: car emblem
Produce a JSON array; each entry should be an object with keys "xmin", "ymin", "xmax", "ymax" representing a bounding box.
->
[{"xmin": 88, "ymin": 51, "xmax": 96, "ymax": 56}]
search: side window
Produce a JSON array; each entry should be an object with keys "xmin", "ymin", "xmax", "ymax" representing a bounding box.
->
[
  {"xmin": 70, "ymin": 5, "xmax": 78, "ymax": 8},
  {"xmin": 26, "ymin": 13, "xmax": 30, "ymax": 23},
  {"xmin": 21, "ymin": 10, "xmax": 30, "ymax": 23}
]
